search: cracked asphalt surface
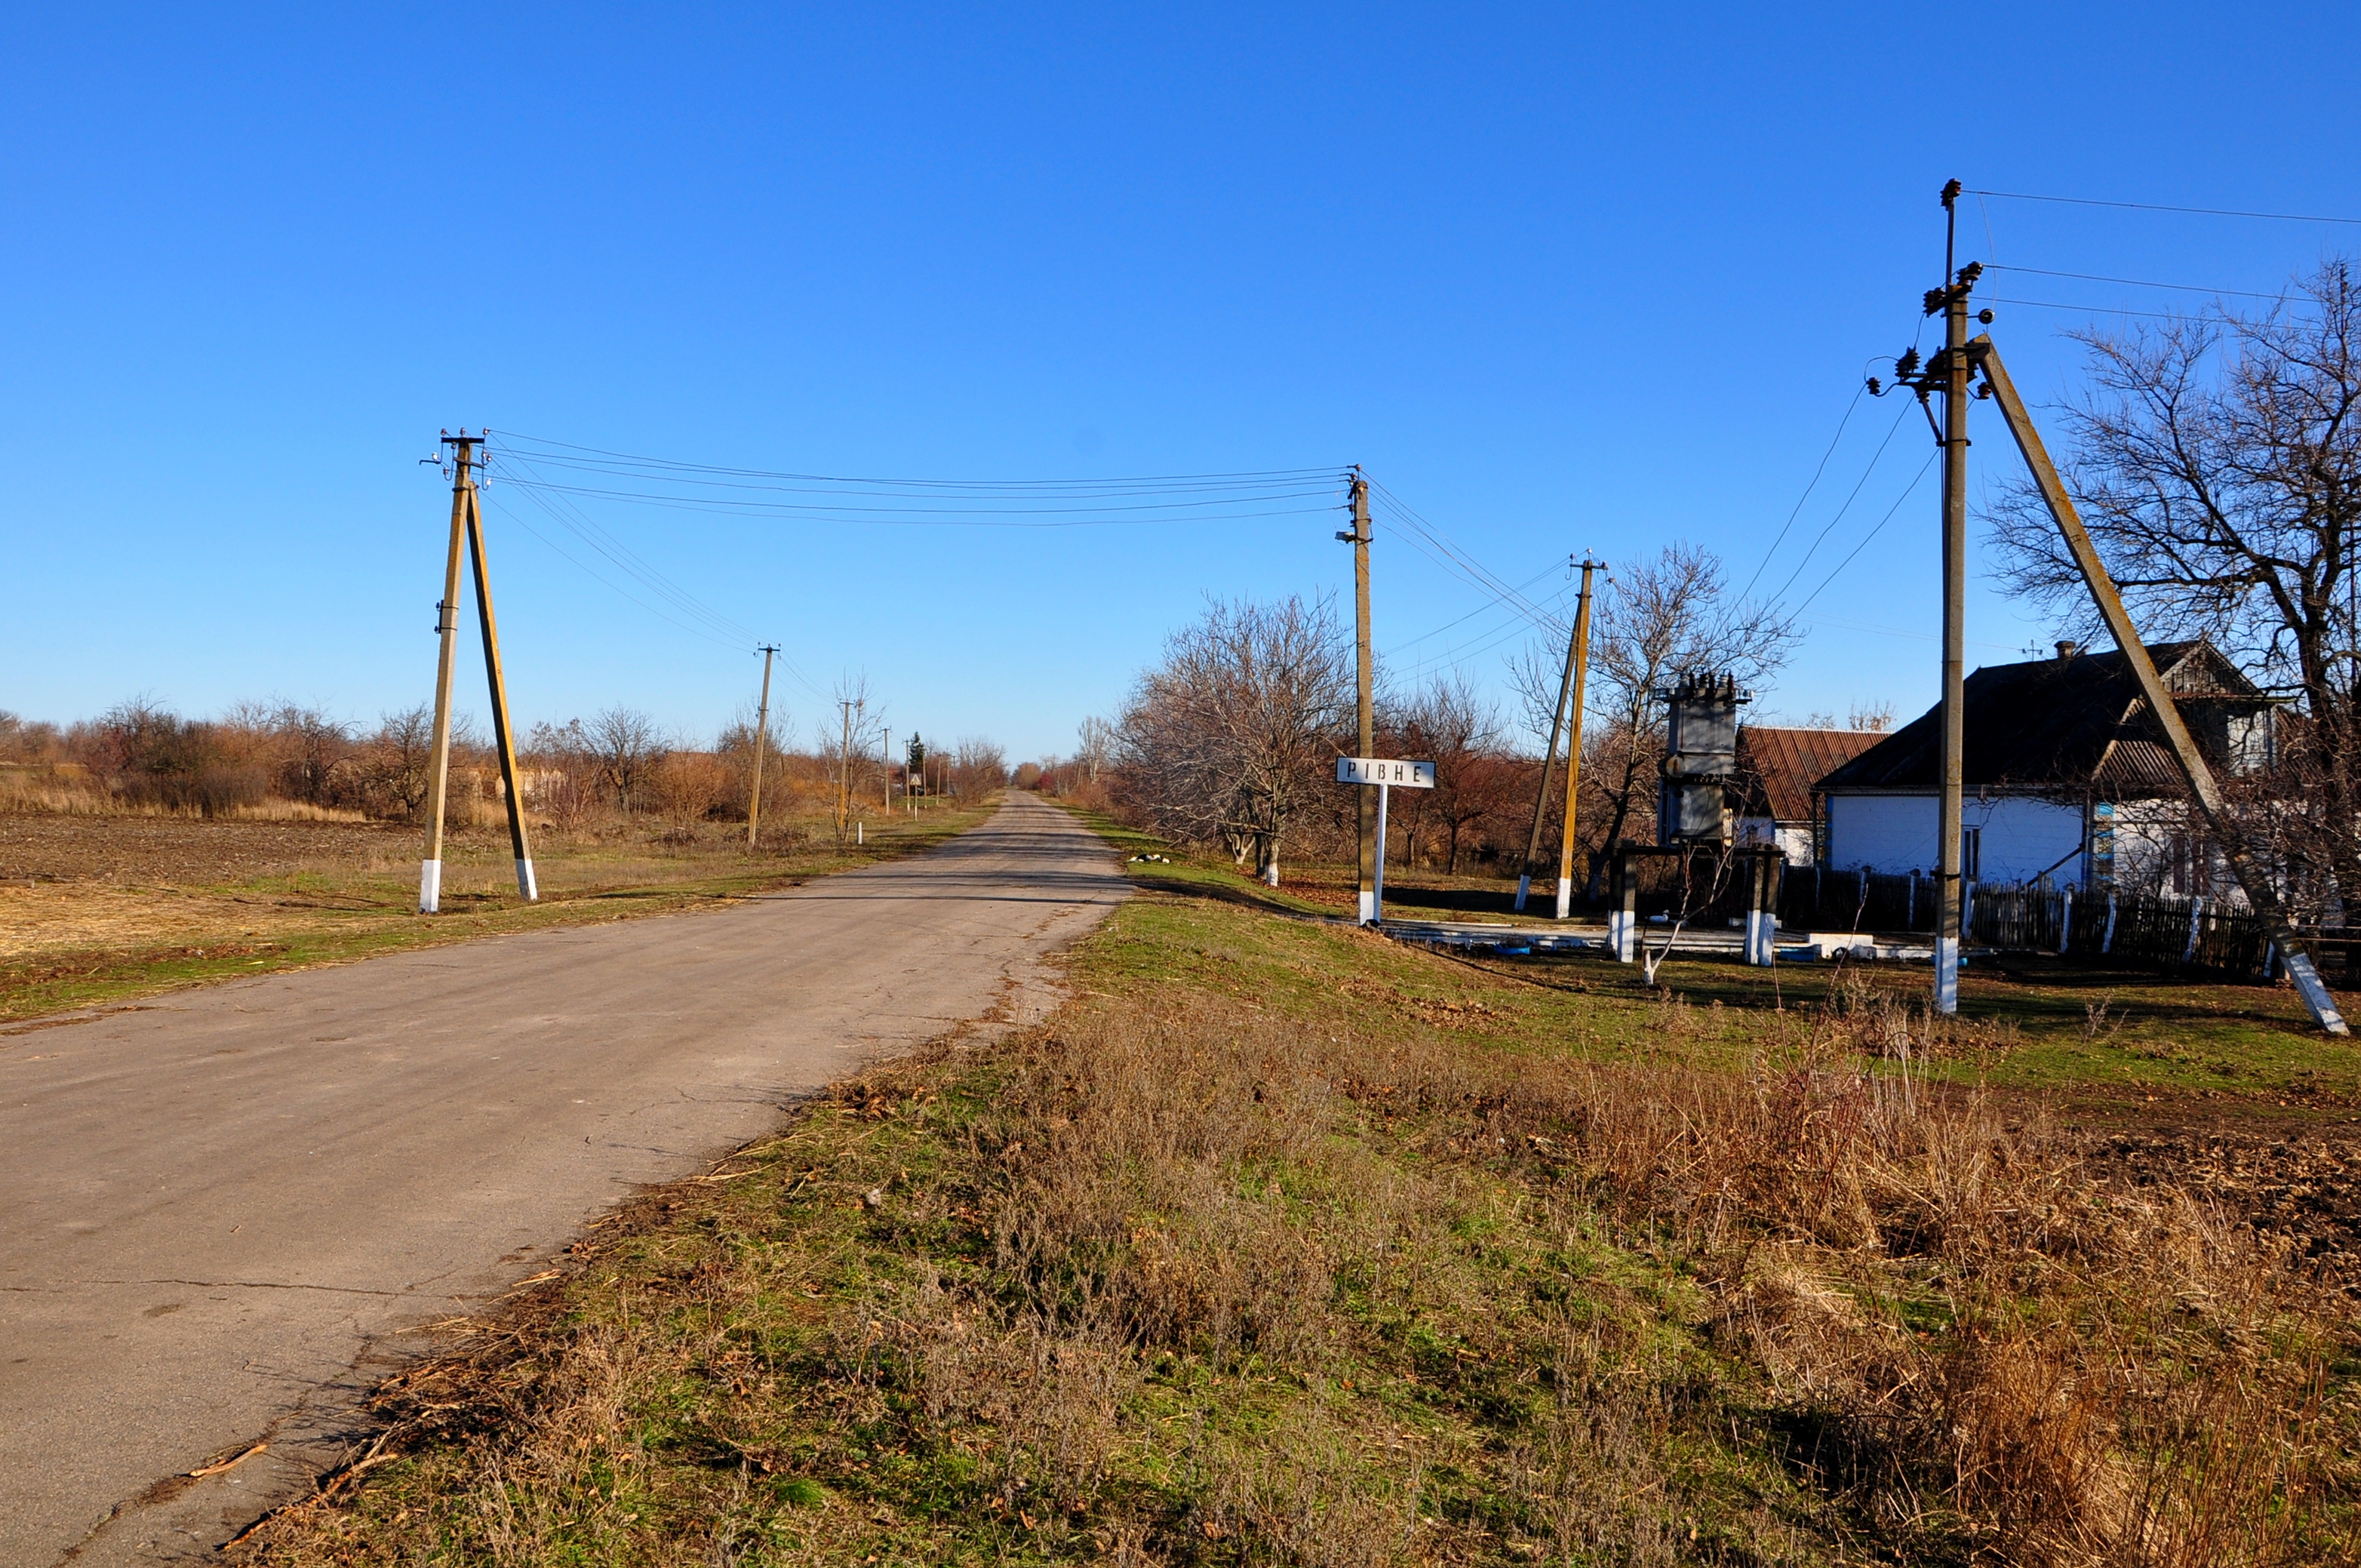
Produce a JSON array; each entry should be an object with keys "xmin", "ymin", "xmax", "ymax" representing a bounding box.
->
[{"xmin": 0, "ymin": 795, "xmax": 1124, "ymax": 1564}]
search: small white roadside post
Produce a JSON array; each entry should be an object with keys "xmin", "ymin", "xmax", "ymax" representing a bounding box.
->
[{"xmin": 1336, "ymin": 758, "xmax": 1436, "ymax": 926}]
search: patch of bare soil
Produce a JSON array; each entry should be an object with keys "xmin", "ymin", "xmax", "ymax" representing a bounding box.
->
[
  {"xmin": 2082, "ymin": 1120, "xmax": 2361, "ymax": 1290},
  {"xmin": 0, "ymin": 813, "xmax": 413, "ymax": 886}
]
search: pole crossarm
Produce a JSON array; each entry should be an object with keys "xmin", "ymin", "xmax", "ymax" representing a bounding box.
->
[{"xmin": 1976, "ymin": 337, "xmax": 2349, "ymax": 1035}]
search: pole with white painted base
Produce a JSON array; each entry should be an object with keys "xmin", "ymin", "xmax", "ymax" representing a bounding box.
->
[
  {"xmin": 418, "ymin": 434, "xmax": 475, "ymax": 914},
  {"xmin": 1373, "ymin": 782, "xmax": 1390, "ymax": 922}
]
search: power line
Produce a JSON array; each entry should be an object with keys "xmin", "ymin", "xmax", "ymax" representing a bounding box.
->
[
  {"xmin": 491, "ymin": 430, "xmax": 1342, "ymax": 489},
  {"xmin": 1984, "ymin": 296, "xmax": 2198, "ymax": 321},
  {"xmin": 1383, "ymin": 558, "xmax": 1566, "ymax": 656},
  {"xmin": 1788, "ymin": 450, "xmax": 1941, "ymax": 616},
  {"xmin": 1984, "ymin": 263, "xmax": 2285, "ymax": 300},
  {"xmin": 1970, "ymin": 188, "xmax": 2361, "ymax": 226},
  {"xmin": 1761, "ymin": 401, "xmax": 1914, "ymax": 609},
  {"xmin": 1737, "ymin": 383, "xmax": 1868, "ymax": 604}
]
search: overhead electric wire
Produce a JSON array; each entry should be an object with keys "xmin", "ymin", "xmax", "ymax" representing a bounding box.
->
[
  {"xmin": 1788, "ymin": 450, "xmax": 1942, "ymax": 617},
  {"xmin": 1970, "ymin": 189, "xmax": 2361, "ymax": 226},
  {"xmin": 491, "ymin": 430, "xmax": 1339, "ymax": 489},
  {"xmin": 1384, "ymin": 559, "xmax": 1566, "ymax": 657},
  {"xmin": 1366, "ymin": 480, "xmax": 1569, "ymax": 637},
  {"xmin": 1760, "ymin": 401, "xmax": 1914, "ymax": 610},
  {"xmin": 1981, "ymin": 263, "xmax": 2285, "ymax": 300},
  {"xmin": 1736, "ymin": 383, "xmax": 1868, "ymax": 604},
  {"xmin": 1984, "ymin": 297, "xmax": 2203, "ymax": 321}
]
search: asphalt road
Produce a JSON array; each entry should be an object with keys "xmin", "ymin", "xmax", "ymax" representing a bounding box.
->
[{"xmin": 0, "ymin": 795, "xmax": 1125, "ymax": 1564}]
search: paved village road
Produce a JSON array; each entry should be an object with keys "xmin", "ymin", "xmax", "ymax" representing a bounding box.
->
[{"xmin": 0, "ymin": 795, "xmax": 1125, "ymax": 1564}]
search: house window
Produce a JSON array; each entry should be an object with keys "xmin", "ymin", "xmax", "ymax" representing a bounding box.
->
[{"xmin": 1961, "ymin": 826, "xmax": 1981, "ymax": 881}]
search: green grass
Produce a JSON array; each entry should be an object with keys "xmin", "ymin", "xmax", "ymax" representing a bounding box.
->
[
  {"xmin": 1056, "ymin": 802, "xmax": 2361, "ymax": 1115},
  {"xmin": 241, "ymin": 813, "xmax": 2361, "ymax": 1566}
]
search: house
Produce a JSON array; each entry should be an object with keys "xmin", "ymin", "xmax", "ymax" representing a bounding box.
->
[
  {"xmin": 1729, "ymin": 725, "xmax": 1887, "ymax": 864},
  {"xmin": 1815, "ymin": 640, "xmax": 2277, "ymax": 893}
]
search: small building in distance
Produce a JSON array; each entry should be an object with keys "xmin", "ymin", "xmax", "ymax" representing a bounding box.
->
[
  {"xmin": 1729, "ymin": 725, "xmax": 1888, "ymax": 864},
  {"xmin": 1814, "ymin": 640, "xmax": 2277, "ymax": 893}
]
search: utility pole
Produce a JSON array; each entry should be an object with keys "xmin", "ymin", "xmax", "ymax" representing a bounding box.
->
[
  {"xmin": 1553, "ymin": 558, "xmax": 1605, "ymax": 919},
  {"xmin": 1340, "ymin": 469, "xmax": 1377, "ymax": 924},
  {"xmin": 883, "ymin": 728, "xmax": 892, "ymax": 813},
  {"xmin": 420, "ymin": 431, "xmax": 536, "ymax": 912},
  {"xmin": 419, "ymin": 438, "xmax": 471, "ymax": 914},
  {"xmin": 466, "ymin": 462, "xmax": 536, "ymax": 904},
  {"xmin": 1934, "ymin": 180, "xmax": 1972, "ymax": 1016},
  {"xmin": 1514, "ymin": 556, "xmax": 1582, "ymax": 915},
  {"xmin": 746, "ymin": 645, "xmax": 778, "ymax": 849}
]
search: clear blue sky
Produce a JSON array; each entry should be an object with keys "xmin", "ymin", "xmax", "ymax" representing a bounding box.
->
[{"xmin": 8, "ymin": 5, "xmax": 2360, "ymax": 759}]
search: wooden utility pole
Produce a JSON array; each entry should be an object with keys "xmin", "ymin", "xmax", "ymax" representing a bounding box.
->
[
  {"xmin": 1342, "ymin": 470, "xmax": 1377, "ymax": 924},
  {"xmin": 418, "ymin": 438, "xmax": 472, "ymax": 914},
  {"xmin": 1552, "ymin": 558, "xmax": 1605, "ymax": 918},
  {"xmin": 420, "ymin": 432, "xmax": 536, "ymax": 912},
  {"xmin": 465, "ymin": 470, "xmax": 536, "ymax": 902},
  {"xmin": 747, "ymin": 645, "xmax": 778, "ymax": 848},
  {"xmin": 1934, "ymin": 181, "xmax": 1972, "ymax": 1016},
  {"xmin": 1514, "ymin": 556, "xmax": 1582, "ymax": 914},
  {"xmin": 1977, "ymin": 340, "xmax": 2349, "ymax": 1035}
]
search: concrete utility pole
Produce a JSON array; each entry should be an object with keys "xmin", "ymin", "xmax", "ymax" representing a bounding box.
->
[
  {"xmin": 747, "ymin": 645, "xmax": 778, "ymax": 849},
  {"xmin": 883, "ymin": 728, "xmax": 892, "ymax": 813},
  {"xmin": 420, "ymin": 431, "xmax": 536, "ymax": 912},
  {"xmin": 1552, "ymin": 558, "xmax": 1605, "ymax": 919},
  {"xmin": 1514, "ymin": 556, "xmax": 1582, "ymax": 914},
  {"xmin": 1341, "ymin": 469, "xmax": 1377, "ymax": 923},
  {"xmin": 1934, "ymin": 181, "xmax": 1972, "ymax": 1016}
]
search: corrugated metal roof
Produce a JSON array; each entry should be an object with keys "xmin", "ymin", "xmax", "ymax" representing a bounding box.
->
[
  {"xmin": 1735, "ymin": 727, "xmax": 1886, "ymax": 822},
  {"xmin": 1816, "ymin": 641, "xmax": 2264, "ymax": 797}
]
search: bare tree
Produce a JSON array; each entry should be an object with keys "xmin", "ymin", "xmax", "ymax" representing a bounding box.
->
[
  {"xmin": 1117, "ymin": 595, "xmax": 1354, "ymax": 885},
  {"xmin": 591, "ymin": 707, "xmax": 664, "ymax": 813},
  {"xmin": 951, "ymin": 736, "xmax": 1008, "ymax": 801},
  {"xmin": 1387, "ymin": 674, "xmax": 1514, "ymax": 872},
  {"xmin": 1846, "ymin": 699, "xmax": 1895, "ymax": 733},
  {"xmin": 1986, "ymin": 260, "xmax": 2361, "ymax": 905},
  {"xmin": 1074, "ymin": 716, "xmax": 1117, "ymax": 783},
  {"xmin": 1514, "ymin": 546, "xmax": 1796, "ymax": 897},
  {"xmin": 368, "ymin": 706, "xmax": 438, "ymax": 820}
]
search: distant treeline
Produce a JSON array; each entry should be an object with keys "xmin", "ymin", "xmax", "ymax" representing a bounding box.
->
[{"xmin": 0, "ymin": 702, "xmax": 1011, "ymax": 831}]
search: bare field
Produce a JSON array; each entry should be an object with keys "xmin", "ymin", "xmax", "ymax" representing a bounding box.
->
[{"xmin": 0, "ymin": 805, "xmax": 995, "ymax": 1022}]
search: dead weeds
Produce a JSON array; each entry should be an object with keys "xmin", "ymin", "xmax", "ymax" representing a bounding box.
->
[{"xmin": 235, "ymin": 900, "xmax": 2361, "ymax": 1567}]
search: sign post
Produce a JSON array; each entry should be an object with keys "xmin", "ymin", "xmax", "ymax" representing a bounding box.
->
[{"xmin": 1336, "ymin": 758, "xmax": 1436, "ymax": 925}]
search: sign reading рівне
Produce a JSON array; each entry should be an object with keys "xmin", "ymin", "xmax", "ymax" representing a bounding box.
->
[{"xmin": 1336, "ymin": 757, "xmax": 1436, "ymax": 789}]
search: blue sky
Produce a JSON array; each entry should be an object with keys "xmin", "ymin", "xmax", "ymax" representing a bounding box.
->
[{"xmin": 8, "ymin": 5, "xmax": 2360, "ymax": 759}]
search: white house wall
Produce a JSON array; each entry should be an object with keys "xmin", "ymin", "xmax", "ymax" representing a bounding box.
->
[{"xmin": 1826, "ymin": 794, "xmax": 2089, "ymax": 883}]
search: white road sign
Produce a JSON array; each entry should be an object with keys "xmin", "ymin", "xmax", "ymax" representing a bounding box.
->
[{"xmin": 1336, "ymin": 757, "xmax": 1436, "ymax": 788}]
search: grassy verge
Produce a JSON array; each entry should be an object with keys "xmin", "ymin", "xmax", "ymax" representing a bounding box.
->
[
  {"xmin": 238, "ymin": 826, "xmax": 2361, "ymax": 1566},
  {"xmin": 0, "ymin": 804, "xmax": 998, "ymax": 1025}
]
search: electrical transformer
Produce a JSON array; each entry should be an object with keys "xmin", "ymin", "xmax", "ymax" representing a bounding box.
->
[{"xmin": 1656, "ymin": 672, "xmax": 1749, "ymax": 845}]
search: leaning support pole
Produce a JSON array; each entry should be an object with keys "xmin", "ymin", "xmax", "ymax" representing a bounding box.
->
[
  {"xmin": 465, "ymin": 481, "xmax": 536, "ymax": 900},
  {"xmin": 1514, "ymin": 565, "xmax": 1582, "ymax": 913},
  {"xmin": 1978, "ymin": 338, "xmax": 2349, "ymax": 1035}
]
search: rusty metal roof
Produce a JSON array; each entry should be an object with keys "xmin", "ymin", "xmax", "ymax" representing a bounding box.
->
[
  {"xmin": 1815, "ymin": 641, "xmax": 2264, "ymax": 797},
  {"xmin": 1734, "ymin": 727, "xmax": 1886, "ymax": 822}
]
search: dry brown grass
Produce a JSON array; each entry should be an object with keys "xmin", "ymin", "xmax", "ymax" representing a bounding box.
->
[{"xmin": 239, "ymin": 899, "xmax": 2361, "ymax": 1566}]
